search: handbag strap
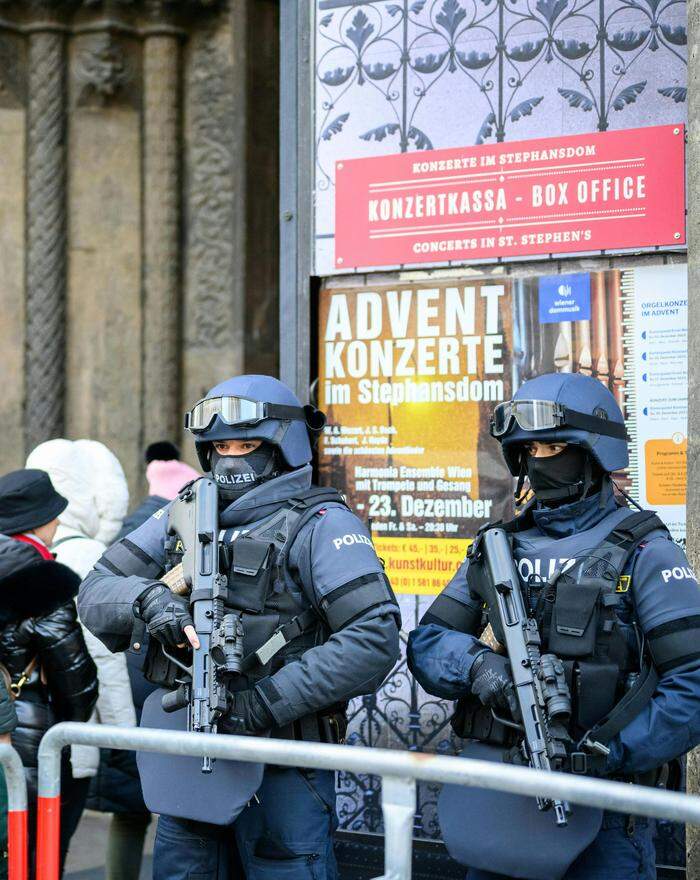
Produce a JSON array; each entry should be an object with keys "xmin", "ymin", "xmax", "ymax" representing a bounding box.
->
[
  {"xmin": 52, "ymin": 534, "xmax": 89, "ymax": 549},
  {"xmin": 10, "ymin": 657, "xmax": 39, "ymax": 698}
]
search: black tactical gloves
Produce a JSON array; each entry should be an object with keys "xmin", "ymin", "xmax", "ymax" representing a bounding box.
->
[
  {"xmin": 135, "ymin": 583, "xmax": 194, "ymax": 648},
  {"xmin": 220, "ymin": 688, "xmax": 274, "ymax": 734},
  {"xmin": 469, "ymin": 649, "xmax": 519, "ymax": 718}
]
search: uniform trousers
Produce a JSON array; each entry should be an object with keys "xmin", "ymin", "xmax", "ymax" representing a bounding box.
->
[
  {"xmin": 153, "ymin": 766, "xmax": 338, "ymax": 880},
  {"xmin": 467, "ymin": 813, "xmax": 656, "ymax": 880}
]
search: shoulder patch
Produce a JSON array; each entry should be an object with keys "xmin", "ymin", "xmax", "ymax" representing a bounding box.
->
[
  {"xmin": 153, "ymin": 508, "xmax": 166, "ymax": 520},
  {"xmin": 661, "ymin": 565, "xmax": 697, "ymax": 584},
  {"xmin": 332, "ymin": 533, "xmax": 374, "ymax": 551},
  {"xmin": 616, "ymin": 574, "xmax": 631, "ymax": 593}
]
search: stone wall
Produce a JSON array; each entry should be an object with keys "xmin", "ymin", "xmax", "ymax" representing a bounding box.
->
[{"xmin": 0, "ymin": 0, "xmax": 279, "ymax": 499}]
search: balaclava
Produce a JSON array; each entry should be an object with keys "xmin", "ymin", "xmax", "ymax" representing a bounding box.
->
[
  {"xmin": 210, "ymin": 441, "xmax": 280, "ymax": 506},
  {"xmin": 524, "ymin": 444, "xmax": 603, "ymax": 506}
]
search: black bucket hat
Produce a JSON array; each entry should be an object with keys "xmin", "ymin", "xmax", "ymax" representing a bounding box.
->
[{"xmin": 0, "ymin": 469, "xmax": 68, "ymax": 535}]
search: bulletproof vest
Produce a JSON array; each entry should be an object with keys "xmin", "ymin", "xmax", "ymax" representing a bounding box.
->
[
  {"xmin": 146, "ymin": 487, "xmax": 348, "ymax": 691},
  {"xmin": 457, "ymin": 507, "xmax": 666, "ymax": 750}
]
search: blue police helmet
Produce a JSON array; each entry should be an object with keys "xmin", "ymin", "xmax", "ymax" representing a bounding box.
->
[
  {"xmin": 187, "ymin": 375, "xmax": 317, "ymax": 471},
  {"xmin": 499, "ymin": 372, "xmax": 629, "ymax": 475}
]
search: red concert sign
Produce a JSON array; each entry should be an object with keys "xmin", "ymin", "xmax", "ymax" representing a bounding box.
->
[{"xmin": 334, "ymin": 125, "xmax": 685, "ymax": 270}]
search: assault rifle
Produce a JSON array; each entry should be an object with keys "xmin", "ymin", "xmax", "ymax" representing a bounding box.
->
[
  {"xmin": 160, "ymin": 477, "xmax": 244, "ymax": 773},
  {"xmin": 469, "ymin": 527, "xmax": 572, "ymax": 826}
]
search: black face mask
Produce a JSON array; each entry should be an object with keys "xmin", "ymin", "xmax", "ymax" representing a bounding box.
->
[
  {"xmin": 210, "ymin": 443, "xmax": 279, "ymax": 506},
  {"xmin": 526, "ymin": 445, "xmax": 591, "ymax": 505}
]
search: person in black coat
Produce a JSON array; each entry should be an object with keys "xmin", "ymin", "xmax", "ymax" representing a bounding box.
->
[
  {"xmin": 0, "ymin": 641, "xmax": 18, "ymax": 880},
  {"xmin": 0, "ymin": 470, "xmax": 98, "ymax": 876}
]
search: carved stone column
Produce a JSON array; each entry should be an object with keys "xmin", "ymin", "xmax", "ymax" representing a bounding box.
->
[
  {"xmin": 65, "ymin": 28, "xmax": 144, "ymax": 496},
  {"xmin": 0, "ymin": 32, "xmax": 27, "ymax": 473},
  {"xmin": 181, "ymin": 17, "xmax": 241, "ymax": 461},
  {"xmin": 25, "ymin": 25, "xmax": 67, "ymax": 451},
  {"xmin": 142, "ymin": 27, "xmax": 181, "ymax": 444}
]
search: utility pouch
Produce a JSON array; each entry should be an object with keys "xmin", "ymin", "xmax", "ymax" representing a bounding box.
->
[
  {"xmin": 227, "ymin": 537, "xmax": 275, "ymax": 614},
  {"xmin": 451, "ymin": 697, "xmax": 517, "ymax": 747},
  {"xmin": 320, "ymin": 711, "xmax": 348, "ymax": 745},
  {"xmin": 143, "ymin": 639, "xmax": 184, "ymax": 688},
  {"xmin": 549, "ymin": 581, "xmax": 600, "ymax": 657},
  {"xmin": 574, "ymin": 662, "xmax": 619, "ymax": 730}
]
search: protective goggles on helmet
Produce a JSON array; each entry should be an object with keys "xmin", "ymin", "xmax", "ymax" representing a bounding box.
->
[
  {"xmin": 490, "ymin": 399, "xmax": 628, "ymax": 440},
  {"xmin": 185, "ymin": 395, "xmax": 307, "ymax": 433}
]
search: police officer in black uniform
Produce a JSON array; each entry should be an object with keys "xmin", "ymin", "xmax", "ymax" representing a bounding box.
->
[
  {"xmin": 408, "ymin": 372, "xmax": 700, "ymax": 880},
  {"xmin": 79, "ymin": 375, "xmax": 401, "ymax": 880}
]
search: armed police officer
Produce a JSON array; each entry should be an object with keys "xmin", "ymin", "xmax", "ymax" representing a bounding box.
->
[
  {"xmin": 79, "ymin": 375, "xmax": 401, "ymax": 880},
  {"xmin": 407, "ymin": 372, "xmax": 700, "ymax": 880}
]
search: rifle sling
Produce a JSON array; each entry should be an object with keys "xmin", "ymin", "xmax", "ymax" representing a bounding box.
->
[
  {"xmin": 586, "ymin": 662, "xmax": 659, "ymax": 747},
  {"xmin": 277, "ymin": 488, "xmax": 349, "ymax": 572},
  {"xmin": 241, "ymin": 607, "xmax": 319, "ymax": 671}
]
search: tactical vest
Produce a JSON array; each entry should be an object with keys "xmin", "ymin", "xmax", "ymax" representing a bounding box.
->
[
  {"xmin": 145, "ymin": 487, "xmax": 349, "ymax": 736},
  {"xmin": 455, "ymin": 507, "xmax": 666, "ymax": 762}
]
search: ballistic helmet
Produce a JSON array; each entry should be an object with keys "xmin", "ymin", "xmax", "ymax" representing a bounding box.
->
[
  {"xmin": 492, "ymin": 372, "xmax": 629, "ymax": 475},
  {"xmin": 185, "ymin": 374, "xmax": 325, "ymax": 472}
]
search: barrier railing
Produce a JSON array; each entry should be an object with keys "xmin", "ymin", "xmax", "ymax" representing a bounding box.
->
[
  {"xmin": 38, "ymin": 722, "xmax": 700, "ymax": 880},
  {"xmin": 0, "ymin": 742, "xmax": 28, "ymax": 880}
]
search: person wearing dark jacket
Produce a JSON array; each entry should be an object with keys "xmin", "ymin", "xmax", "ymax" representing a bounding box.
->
[
  {"xmin": 408, "ymin": 374, "xmax": 700, "ymax": 879},
  {"xmin": 0, "ymin": 469, "xmax": 98, "ymax": 876},
  {"xmin": 79, "ymin": 377, "xmax": 400, "ymax": 880},
  {"xmin": 0, "ymin": 659, "xmax": 18, "ymax": 880},
  {"xmin": 0, "ymin": 683, "xmax": 16, "ymax": 741}
]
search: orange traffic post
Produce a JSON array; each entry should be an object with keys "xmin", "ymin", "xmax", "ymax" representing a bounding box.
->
[
  {"xmin": 35, "ymin": 796, "xmax": 60, "ymax": 880},
  {"xmin": 37, "ymin": 719, "xmax": 65, "ymax": 880},
  {"xmin": 0, "ymin": 744, "xmax": 28, "ymax": 880},
  {"xmin": 8, "ymin": 809, "xmax": 27, "ymax": 880}
]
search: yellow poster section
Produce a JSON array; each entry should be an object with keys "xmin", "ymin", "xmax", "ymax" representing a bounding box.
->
[
  {"xmin": 645, "ymin": 437, "xmax": 687, "ymax": 505},
  {"xmin": 317, "ymin": 279, "xmax": 514, "ymax": 596},
  {"xmin": 374, "ymin": 535, "xmax": 471, "ymax": 595}
]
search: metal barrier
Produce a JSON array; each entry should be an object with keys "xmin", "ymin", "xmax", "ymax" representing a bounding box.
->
[
  {"xmin": 37, "ymin": 722, "xmax": 700, "ymax": 880},
  {"xmin": 0, "ymin": 743, "xmax": 28, "ymax": 880}
]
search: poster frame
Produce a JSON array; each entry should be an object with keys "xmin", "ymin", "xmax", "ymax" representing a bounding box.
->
[{"xmin": 279, "ymin": 0, "xmax": 316, "ymax": 400}]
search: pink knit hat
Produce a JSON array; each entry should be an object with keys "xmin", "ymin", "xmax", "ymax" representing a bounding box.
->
[{"xmin": 146, "ymin": 459, "xmax": 200, "ymax": 501}]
